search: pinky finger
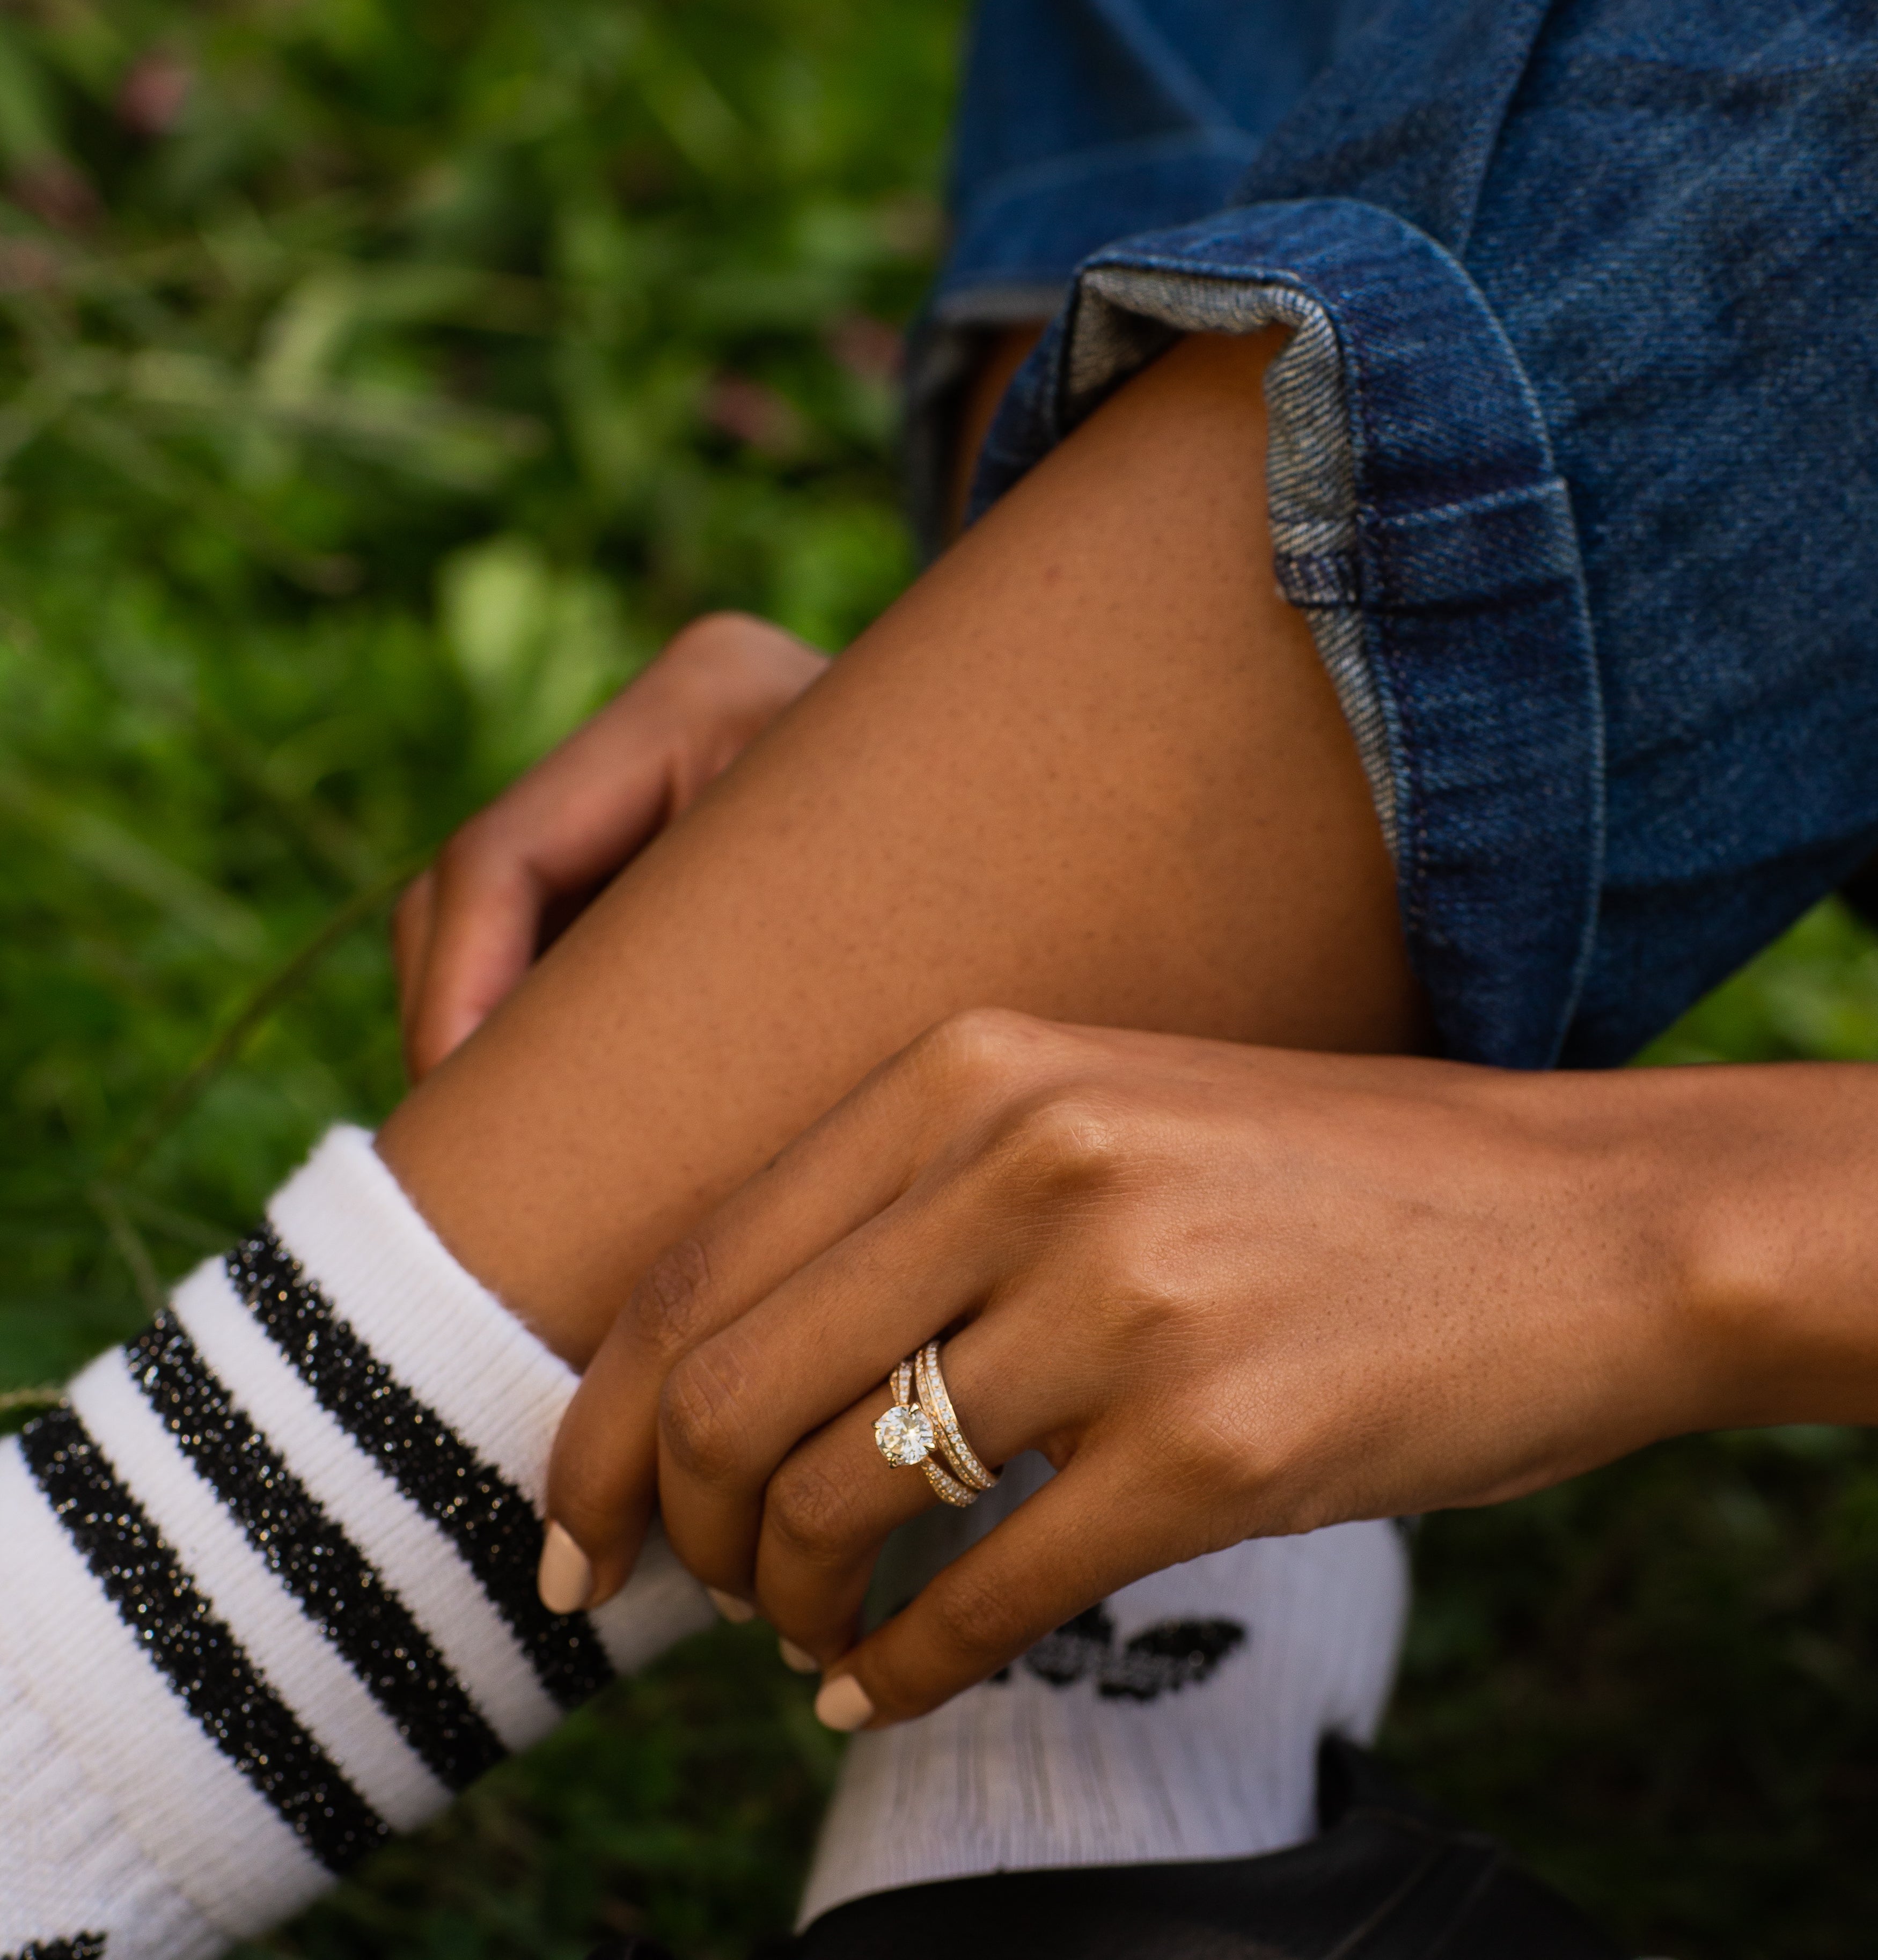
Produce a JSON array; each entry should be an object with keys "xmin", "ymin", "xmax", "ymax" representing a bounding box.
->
[{"xmin": 812, "ymin": 1448, "xmax": 1171, "ymax": 1731}]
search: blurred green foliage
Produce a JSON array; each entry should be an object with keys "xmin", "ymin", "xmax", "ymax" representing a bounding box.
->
[
  {"xmin": 0, "ymin": 0, "xmax": 948, "ymax": 1385},
  {"xmin": 1, "ymin": 4, "xmax": 1876, "ymax": 1956}
]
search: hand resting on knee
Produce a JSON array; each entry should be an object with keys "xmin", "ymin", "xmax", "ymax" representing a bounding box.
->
[{"xmin": 394, "ymin": 612, "xmax": 827, "ymax": 1080}]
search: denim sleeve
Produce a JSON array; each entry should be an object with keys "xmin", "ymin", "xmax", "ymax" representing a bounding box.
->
[
  {"xmin": 904, "ymin": 0, "xmax": 1345, "ymax": 543},
  {"xmin": 937, "ymin": 0, "xmax": 1343, "ymax": 320},
  {"xmin": 926, "ymin": 0, "xmax": 1878, "ymax": 1073},
  {"xmin": 969, "ymin": 200, "xmax": 1602, "ymax": 1072}
]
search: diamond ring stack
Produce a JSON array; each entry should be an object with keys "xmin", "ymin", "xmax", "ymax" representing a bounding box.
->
[{"xmin": 871, "ymin": 1338, "xmax": 1001, "ymax": 1508}]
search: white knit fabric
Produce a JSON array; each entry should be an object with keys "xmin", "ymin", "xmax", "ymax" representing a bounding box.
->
[
  {"xmin": 798, "ymin": 1474, "xmax": 1408, "ymax": 1927},
  {"xmin": 166, "ymin": 1249, "xmax": 563, "ymax": 1750},
  {"xmin": 65, "ymin": 1352, "xmax": 452, "ymax": 1832},
  {"xmin": 0, "ymin": 1641, "xmax": 218, "ymax": 1960},
  {"xmin": 263, "ymin": 1129, "xmax": 713, "ymax": 1682},
  {"xmin": 0, "ymin": 1126, "xmax": 713, "ymax": 1960}
]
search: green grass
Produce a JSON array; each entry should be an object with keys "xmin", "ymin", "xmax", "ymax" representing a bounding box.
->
[{"xmin": 2, "ymin": 4, "xmax": 1876, "ymax": 1955}]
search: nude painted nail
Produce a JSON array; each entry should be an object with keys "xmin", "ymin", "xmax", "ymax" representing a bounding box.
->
[
  {"xmin": 815, "ymin": 1673, "xmax": 875, "ymax": 1732},
  {"xmin": 779, "ymin": 1637, "xmax": 819, "ymax": 1674},
  {"xmin": 706, "ymin": 1586, "xmax": 757, "ymax": 1624},
  {"xmin": 537, "ymin": 1521, "xmax": 593, "ymax": 1615}
]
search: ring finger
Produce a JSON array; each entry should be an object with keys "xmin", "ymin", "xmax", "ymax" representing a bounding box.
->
[{"xmin": 753, "ymin": 1301, "xmax": 1085, "ymax": 1664}]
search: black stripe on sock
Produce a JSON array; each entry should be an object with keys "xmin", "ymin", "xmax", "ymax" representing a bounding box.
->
[
  {"xmin": 18, "ymin": 1405, "xmax": 390, "ymax": 1875},
  {"xmin": 127, "ymin": 1309, "xmax": 507, "ymax": 1790},
  {"xmin": 225, "ymin": 1227, "xmax": 611, "ymax": 1710}
]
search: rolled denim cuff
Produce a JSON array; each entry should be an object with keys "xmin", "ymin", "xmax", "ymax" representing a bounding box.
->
[
  {"xmin": 903, "ymin": 133, "xmax": 1267, "ymax": 554},
  {"xmin": 965, "ymin": 196, "xmax": 1603, "ymax": 1072}
]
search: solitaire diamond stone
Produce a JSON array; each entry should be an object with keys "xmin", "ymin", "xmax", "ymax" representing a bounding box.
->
[{"xmin": 874, "ymin": 1403, "xmax": 933, "ymax": 1468}]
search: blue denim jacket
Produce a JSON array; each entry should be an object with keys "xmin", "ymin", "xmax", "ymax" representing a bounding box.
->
[{"xmin": 915, "ymin": 0, "xmax": 1878, "ymax": 1070}]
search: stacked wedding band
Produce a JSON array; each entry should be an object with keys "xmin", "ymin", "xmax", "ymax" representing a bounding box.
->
[
  {"xmin": 872, "ymin": 1340, "xmax": 999, "ymax": 1508},
  {"xmin": 914, "ymin": 1341, "xmax": 999, "ymax": 1493}
]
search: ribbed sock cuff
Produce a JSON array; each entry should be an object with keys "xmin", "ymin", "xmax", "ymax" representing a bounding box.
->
[
  {"xmin": 0, "ymin": 1126, "xmax": 711, "ymax": 1959},
  {"xmin": 797, "ymin": 1498, "xmax": 1408, "ymax": 1928}
]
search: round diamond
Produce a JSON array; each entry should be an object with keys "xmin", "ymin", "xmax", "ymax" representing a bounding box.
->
[{"xmin": 874, "ymin": 1403, "xmax": 933, "ymax": 1468}]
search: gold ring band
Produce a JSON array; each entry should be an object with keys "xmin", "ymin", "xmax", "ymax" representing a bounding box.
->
[
  {"xmin": 914, "ymin": 1340, "xmax": 999, "ymax": 1492},
  {"xmin": 870, "ymin": 1356, "xmax": 978, "ymax": 1507},
  {"xmin": 900, "ymin": 1356, "xmax": 978, "ymax": 1507}
]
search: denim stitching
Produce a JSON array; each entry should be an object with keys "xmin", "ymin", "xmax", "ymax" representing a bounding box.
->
[{"xmin": 1068, "ymin": 261, "xmax": 1402, "ymax": 858}]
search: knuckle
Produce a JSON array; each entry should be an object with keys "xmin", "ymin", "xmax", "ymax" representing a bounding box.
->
[
  {"xmin": 914, "ymin": 1007, "xmax": 1049, "ymax": 1106},
  {"xmin": 667, "ymin": 608, "xmax": 757, "ymax": 656},
  {"xmin": 1003, "ymin": 1091, "xmax": 1128, "ymax": 1184},
  {"xmin": 765, "ymin": 1456, "xmax": 865, "ymax": 1566},
  {"xmin": 662, "ymin": 610, "xmax": 775, "ymax": 685},
  {"xmin": 630, "ymin": 1237, "xmax": 715, "ymax": 1359},
  {"xmin": 551, "ymin": 1459, "xmax": 631, "ymax": 1545},
  {"xmin": 659, "ymin": 1348, "xmax": 751, "ymax": 1485}
]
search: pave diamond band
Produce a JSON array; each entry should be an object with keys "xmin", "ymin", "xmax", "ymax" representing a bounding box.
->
[
  {"xmin": 886, "ymin": 1356, "xmax": 977, "ymax": 1507},
  {"xmin": 914, "ymin": 1340, "xmax": 999, "ymax": 1493},
  {"xmin": 872, "ymin": 1342, "xmax": 997, "ymax": 1508}
]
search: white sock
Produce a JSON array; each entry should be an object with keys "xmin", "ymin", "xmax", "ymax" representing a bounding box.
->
[
  {"xmin": 0, "ymin": 1127, "xmax": 713, "ymax": 1960},
  {"xmin": 797, "ymin": 1456, "xmax": 1409, "ymax": 1926}
]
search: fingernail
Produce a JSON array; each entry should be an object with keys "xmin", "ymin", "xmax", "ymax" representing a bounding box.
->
[
  {"xmin": 706, "ymin": 1586, "xmax": 757, "ymax": 1624},
  {"xmin": 779, "ymin": 1637, "xmax": 819, "ymax": 1674},
  {"xmin": 537, "ymin": 1521, "xmax": 593, "ymax": 1614},
  {"xmin": 815, "ymin": 1673, "xmax": 875, "ymax": 1731}
]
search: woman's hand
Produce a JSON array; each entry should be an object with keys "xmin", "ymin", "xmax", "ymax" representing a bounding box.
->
[
  {"xmin": 542, "ymin": 1010, "xmax": 1877, "ymax": 1728},
  {"xmin": 394, "ymin": 612, "xmax": 827, "ymax": 1078}
]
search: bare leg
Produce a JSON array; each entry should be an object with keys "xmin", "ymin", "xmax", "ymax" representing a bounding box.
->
[{"xmin": 377, "ymin": 328, "xmax": 1428, "ymax": 1366}]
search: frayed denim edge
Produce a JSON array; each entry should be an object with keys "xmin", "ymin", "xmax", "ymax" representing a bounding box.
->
[{"xmin": 1073, "ymin": 265, "xmax": 1398, "ymax": 860}]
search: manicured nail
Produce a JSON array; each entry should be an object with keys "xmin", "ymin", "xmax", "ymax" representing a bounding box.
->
[
  {"xmin": 706, "ymin": 1586, "xmax": 757, "ymax": 1624},
  {"xmin": 815, "ymin": 1673, "xmax": 874, "ymax": 1732},
  {"xmin": 537, "ymin": 1521, "xmax": 593, "ymax": 1614},
  {"xmin": 779, "ymin": 1638, "xmax": 819, "ymax": 1674}
]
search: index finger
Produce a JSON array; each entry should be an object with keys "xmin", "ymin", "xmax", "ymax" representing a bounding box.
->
[{"xmin": 405, "ymin": 840, "xmax": 544, "ymax": 1076}]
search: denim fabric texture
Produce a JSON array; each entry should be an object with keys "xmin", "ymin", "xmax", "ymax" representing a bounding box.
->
[{"xmin": 921, "ymin": 0, "xmax": 1878, "ymax": 1070}]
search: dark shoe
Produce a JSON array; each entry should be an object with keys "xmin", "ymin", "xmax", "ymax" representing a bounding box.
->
[{"xmin": 791, "ymin": 1735, "xmax": 1625, "ymax": 1960}]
